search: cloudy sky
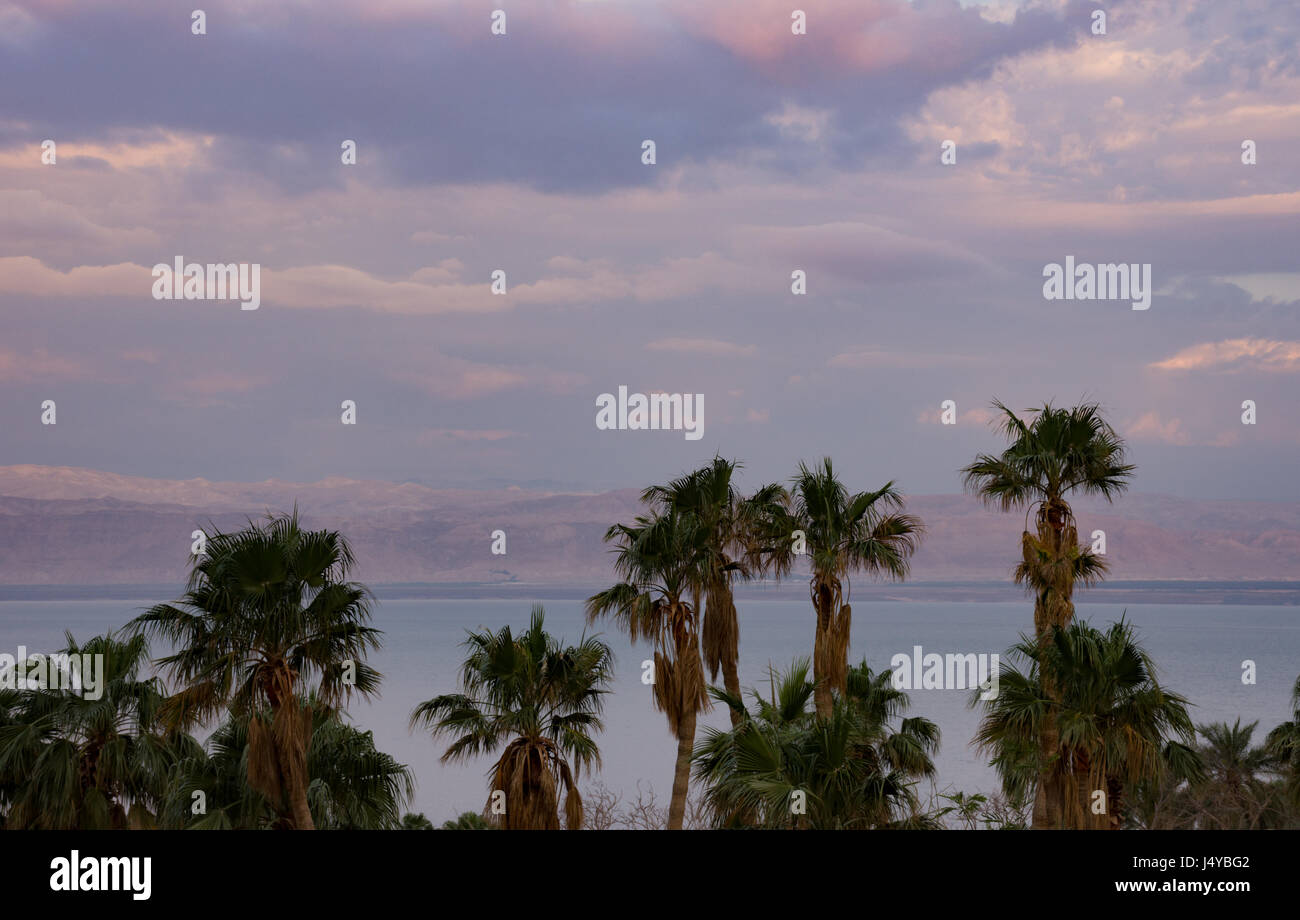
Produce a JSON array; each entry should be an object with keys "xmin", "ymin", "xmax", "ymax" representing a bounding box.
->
[{"xmin": 2, "ymin": 0, "xmax": 1298, "ymax": 498}]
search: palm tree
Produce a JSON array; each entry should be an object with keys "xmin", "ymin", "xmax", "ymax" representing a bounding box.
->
[
  {"xmin": 0, "ymin": 631, "xmax": 201, "ymax": 829},
  {"xmin": 962, "ymin": 400, "xmax": 1134, "ymax": 827},
  {"xmin": 162, "ymin": 699, "xmax": 414, "ymax": 829},
  {"xmin": 1131, "ymin": 719, "xmax": 1296, "ymax": 829},
  {"xmin": 587, "ymin": 508, "xmax": 712, "ymax": 829},
  {"xmin": 973, "ymin": 618, "xmax": 1200, "ymax": 829},
  {"xmin": 400, "ymin": 812, "xmax": 434, "ymax": 829},
  {"xmin": 641, "ymin": 456, "xmax": 786, "ymax": 728},
  {"xmin": 411, "ymin": 605, "xmax": 612, "ymax": 830},
  {"xmin": 440, "ymin": 811, "xmax": 494, "ymax": 830},
  {"xmin": 1183, "ymin": 720, "xmax": 1287, "ymax": 829},
  {"xmin": 1266, "ymin": 676, "xmax": 1300, "ymax": 809},
  {"xmin": 131, "ymin": 511, "xmax": 382, "ymax": 830},
  {"xmin": 694, "ymin": 658, "xmax": 939, "ymax": 828},
  {"xmin": 769, "ymin": 459, "xmax": 923, "ymax": 718}
]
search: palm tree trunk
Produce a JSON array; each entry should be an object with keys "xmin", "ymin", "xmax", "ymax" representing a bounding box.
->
[
  {"xmin": 668, "ymin": 706, "xmax": 697, "ymax": 829},
  {"xmin": 273, "ymin": 696, "xmax": 316, "ymax": 830},
  {"xmin": 1031, "ymin": 512, "xmax": 1075, "ymax": 830},
  {"xmin": 721, "ymin": 653, "xmax": 743, "ymax": 729},
  {"xmin": 813, "ymin": 617, "xmax": 833, "ymax": 719},
  {"xmin": 812, "ymin": 585, "xmax": 850, "ymax": 720},
  {"xmin": 287, "ymin": 772, "xmax": 316, "ymax": 830},
  {"xmin": 704, "ymin": 583, "xmax": 744, "ymax": 729}
]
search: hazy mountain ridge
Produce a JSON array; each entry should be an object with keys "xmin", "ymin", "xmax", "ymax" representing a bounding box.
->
[{"xmin": 0, "ymin": 466, "xmax": 1297, "ymax": 585}]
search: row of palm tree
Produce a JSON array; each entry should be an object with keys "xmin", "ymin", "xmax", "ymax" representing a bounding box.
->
[
  {"xmin": 580, "ymin": 455, "xmax": 924, "ymax": 826},
  {"xmin": 510, "ymin": 399, "xmax": 1275, "ymax": 829},
  {"xmin": 2, "ymin": 400, "xmax": 1296, "ymax": 829},
  {"xmin": 399, "ymin": 400, "xmax": 1297, "ymax": 830}
]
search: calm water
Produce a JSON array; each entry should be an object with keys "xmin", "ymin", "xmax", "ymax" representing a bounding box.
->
[{"xmin": 2, "ymin": 592, "xmax": 1297, "ymax": 822}]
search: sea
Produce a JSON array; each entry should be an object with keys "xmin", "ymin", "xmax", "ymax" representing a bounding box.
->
[{"xmin": 1, "ymin": 583, "xmax": 1297, "ymax": 823}]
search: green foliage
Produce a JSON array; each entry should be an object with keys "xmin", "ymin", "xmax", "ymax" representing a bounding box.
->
[
  {"xmin": 961, "ymin": 400, "xmax": 1135, "ymax": 513},
  {"xmin": 130, "ymin": 509, "xmax": 383, "ymax": 729},
  {"xmin": 161, "ymin": 700, "xmax": 414, "ymax": 829},
  {"xmin": 412, "ymin": 605, "xmax": 613, "ymax": 829},
  {"xmin": 693, "ymin": 658, "xmax": 939, "ymax": 829},
  {"xmin": 973, "ymin": 618, "xmax": 1200, "ymax": 828},
  {"xmin": 440, "ymin": 811, "xmax": 493, "ymax": 830},
  {"xmin": 0, "ymin": 631, "xmax": 201, "ymax": 829}
]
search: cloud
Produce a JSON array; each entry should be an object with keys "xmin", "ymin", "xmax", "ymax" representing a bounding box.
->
[
  {"xmin": 916, "ymin": 405, "xmax": 996, "ymax": 426},
  {"xmin": 831, "ymin": 349, "xmax": 984, "ymax": 369},
  {"xmin": 394, "ymin": 358, "xmax": 583, "ymax": 401},
  {"xmin": 1126, "ymin": 411, "xmax": 1191, "ymax": 446},
  {"xmin": 646, "ymin": 338, "xmax": 757, "ymax": 357},
  {"xmin": 1150, "ymin": 339, "xmax": 1300, "ymax": 373},
  {"xmin": 0, "ymin": 346, "xmax": 88, "ymax": 383},
  {"xmin": 0, "ymin": 256, "xmax": 148, "ymax": 297},
  {"xmin": 419, "ymin": 428, "xmax": 523, "ymax": 443},
  {"xmin": 1219, "ymin": 274, "xmax": 1300, "ymax": 304}
]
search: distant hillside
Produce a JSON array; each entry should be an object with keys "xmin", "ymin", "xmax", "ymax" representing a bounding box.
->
[{"xmin": 0, "ymin": 465, "xmax": 1298, "ymax": 585}]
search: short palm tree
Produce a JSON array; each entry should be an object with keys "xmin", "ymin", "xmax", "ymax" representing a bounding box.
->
[
  {"xmin": 1185, "ymin": 720, "xmax": 1286, "ymax": 828},
  {"xmin": 694, "ymin": 658, "xmax": 939, "ymax": 828},
  {"xmin": 962, "ymin": 400, "xmax": 1134, "ymax": 827},
  {"xmin": 641, "ymin": 456, "xmax": 786, "ymax": 728},
  {"xmin": 1266, "ymin": 676, "xmax": 1300, "ymax": 809},
  {"xmin": 0, "ymin": 631, "xmax": 201, "ymax": 829},
  {"xmin": 440, "ymin": 811, "xmax": 494, "ymax": 830},
  {"xmin": 411, "ymin": 605, "xmax": 612, "ymax": 830},
  {"xmin": 773, "ymin": 459, "xmax": 923, "ymax": 718},
  {"xmin": 131, "ymin": 511, "xmax": 382, "ymax": 830},
  {"xmin": 587, "ymin": 508, "xmax": 712, "ymax": 829},
  {"xmin": 1130, "ymin": 719, "xmax": 1296, "ymax": 829},
  {"xmin": 974, "ymin": 618, "xmax": 1200, "ymax": 829},
  {"xmin": 163, "ymin": 699, "xmax": 413, "ymax": 829}
]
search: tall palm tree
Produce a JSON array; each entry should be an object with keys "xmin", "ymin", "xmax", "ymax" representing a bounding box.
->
[
  {"xmin": 587, "ymin": 508, "xmax": 712, "ymax": 829},
  {"xmin": 974, "ymin": 618, "xmax": 1200, "ymax": 830},
  {"xmin": 163, "ymin": 699, "xmax": 414, "ymax": 829},
  {"xmin": 962, "ymin": 400, "xmax": 1134, "ymax": 827},
  {"xmin": 0, "ymin": 631, "xmax": 201, "ymax": 829},
  {"xmin": 641, "ymin": 456, "xmax": 786, "ymax": 728},
  {"xmin": 694, "ymin": 658, "xmax": 939, "ymax": 828},
  {"xmin": 131, "ymin": 511, "xmax": 382, "ymax": 830},
  {"xmin": 770, "ymin": 459, "xmax": 923, "ymax": 718},
  {"xmin": 411, "ymin": 605, "xmax": 612, "ymax": 830}
]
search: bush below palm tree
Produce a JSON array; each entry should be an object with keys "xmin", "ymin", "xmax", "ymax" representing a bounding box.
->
[
  {"xmin": 694, "ymin": 658, "xmax": 939, "ymax": 829},
  {"xmin": 974, "ymin": 618, "xmax": 1201, "ymax": 829},
  {"xmin": 0, "ymin": 631, "xmax": 201, "ymax": 829}
]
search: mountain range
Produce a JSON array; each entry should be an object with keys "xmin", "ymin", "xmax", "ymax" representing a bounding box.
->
[{"xmin": 1, "ymin": 465, "xmax": 1298, "ymax": 587}]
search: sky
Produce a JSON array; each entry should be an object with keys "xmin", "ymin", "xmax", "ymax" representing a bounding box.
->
[{"xmin": 2, "ymin": 0, "xmax": 1299, "ymax": 498}]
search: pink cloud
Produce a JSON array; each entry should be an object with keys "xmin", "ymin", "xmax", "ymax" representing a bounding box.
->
[
  {"xmin": 0, "ymin": 346, "xmax": 87, "ymax": 382},
  {"xmin": 1126, "ymin": 411, "xmax": 1191, "ymax": 446},
  {"xmin": 1150, "ymin": 339, "xmax": 1300, "ymax": 373}
]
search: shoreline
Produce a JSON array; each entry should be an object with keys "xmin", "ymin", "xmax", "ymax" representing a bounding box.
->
[{"xmin": 2, "ymin": 580, "xmax": 1298, "ymax": 605}]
